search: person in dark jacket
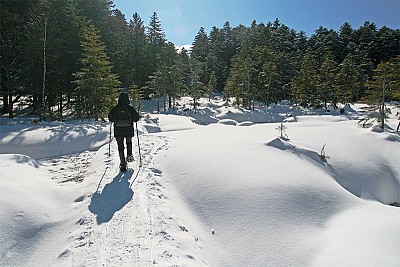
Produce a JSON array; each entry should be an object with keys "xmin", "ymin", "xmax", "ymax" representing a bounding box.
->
[{"xmin": 108, "ymin": 92, "xmax": 140, "ymax": 171}]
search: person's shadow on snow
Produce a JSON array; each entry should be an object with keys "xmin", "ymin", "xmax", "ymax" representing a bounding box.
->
[{"xmin": 89, "ymin": 170, "xmax": 134, "ymax": 224}]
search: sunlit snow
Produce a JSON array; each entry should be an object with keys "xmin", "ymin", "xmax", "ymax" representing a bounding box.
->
[{"xmin": 1, "ymin": 97, "xmax": 399, "ymax": 266}]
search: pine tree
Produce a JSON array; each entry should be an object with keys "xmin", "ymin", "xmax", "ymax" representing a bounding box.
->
[
  {"xmin": 147, "ymin": 12, "xmax": 165, "ymax": 45},
  {"xmin": 106, "ymin": 9, "xmax": 130, "ymax": 88},
  {"xmin": 220, "ymin": 21, "xmax": 237, "ymax": 90},
  {"xmin": 363, "ymin": 57, "xmax": 400, "ymax": 128},
  {"xmin": 188, "ymin": 59, "xmax": 205, "ymax": 113},
  {"xmin": 128, "ymin": 82, "xmax": 144, "ymax": 112},
  {"xmin": 128, "ymin": 12, "xmax": 148, "ymax": 90},
  {"xmin": 338, "ymin": 22, "xmax": 354, "ymax": 60},
  {"xmin": 390, "ymin": 56, "xmax": 400, "ymax": 100},
  {"xmin": 254, "ymin": 47, "xmax": 279, "ymax": 106},
  {"xmin": 308, "ymin": 27, "xmax": 341, "ymax": 65},
  {"xmin": 336, "ymin": 53, "xmax": 363, "ymax": 103},
  {"xmin": 291, "ymin": 50, "xmax": 319, "ymax": 107},
  {"xmin": 0, "ymin": 0, "xmax": 41, "ymax": 118},
  {"xmin": 260, "ymin": 61, "xmax": 279, "ymax": 106},
  {"xmin": 73, "ymin": 22, "xmax": 120, "ymax": 120},
  {"xmin": 225, "ymin": 41, "xmax": 256, "ymax": 109},
  {"xmin": 355, "ymin": 21, "xmax": 378, "ymax": 65},
  {"xmin": 375, "ymin": 26, "xmax": 400, "ymax": 65},
  {"xmin": 317, "ymin": 51, "xmax": 338, "ymax": 110},
  {"xmin": 146, "ymin": 12, "xmax": 166, "ymax": 79},
  {"xmin": 208, "ymin": 26, "xmax": 226, "ymax": 92},
  {"xmin": 207, "ymin": 71, "xmax": 217, "ymax": 100},
  {"xmin": 192, "ymin": 27, "xmax": 209, "ymax": 62},
  {"xmin": 169, "ymin": 52, "xmax": 187, "ymax": 110},
  {"xmin": 41, "ymin": 0, "xmax": 84, "ymax": 120},
  {"xmin": 192, "ymin": 27, "xmax": 210, "ymax": 85}
]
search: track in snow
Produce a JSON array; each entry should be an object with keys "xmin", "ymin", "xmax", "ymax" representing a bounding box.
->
[{"xmin": 58, "ymin": 133, "xmax": 206, "ymax": 266}]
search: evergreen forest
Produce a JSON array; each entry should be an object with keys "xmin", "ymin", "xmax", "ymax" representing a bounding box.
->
[{"xmin": 1, "ymin": 0, "xmax": 399, "ymax": 120}]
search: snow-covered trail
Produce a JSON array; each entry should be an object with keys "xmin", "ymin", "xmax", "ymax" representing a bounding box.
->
[
  {"xmin": 65, "ymin": 134, "xmax": 167, "ymax": 266},
  {"xmin": 62, "ymin": 133, "xmax": 206, "ymax": 266}
]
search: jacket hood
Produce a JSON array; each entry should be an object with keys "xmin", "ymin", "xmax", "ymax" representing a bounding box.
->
[{"xmin": 118, "ymin": 92, "xmax": 130, "ymax": 105}]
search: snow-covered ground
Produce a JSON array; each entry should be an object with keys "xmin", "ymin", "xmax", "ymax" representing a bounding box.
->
[{"xmin": 1, "ymin": 98, "xmax": 399, "ymax": 266}]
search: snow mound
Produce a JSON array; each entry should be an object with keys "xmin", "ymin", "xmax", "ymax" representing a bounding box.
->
[
  {"xmin": 332, "ymin": 161, "xmax": 400, "ymax": 205},
  {"xmin": 0, "ymin": 154, "xmax": 75, "ymax": 266},
  {"xmin": 237, "ymin": 121, "xmax": 254, "ymax": 126},
  {"xmin": 0, "ymin": 121, "xmax": 110, "ymax": 159},
  {"xmin": 283, "ymin": 116, "xmax": 298, "ymax": 122},
  {"xmin": 312, "ymin": 203, "xmax": 400, "ymax": 266},
  {"xmin": 266, "ymin": 137, "xmax": 325, "ymax": 166},
  {"xmin": 266, "ymin": 136, "xmax": 293, "ymax": 150},
  {"xmin": 217, "ymin": 118, "xmax": 238, "ymax": 125},
  {"xmin": 215, "ymin": 107, "xmax": 284, "ymax": 123},
  {"xmin": 156, "ymin": 114, "xmax": 197, "ymax": 132},
  {"xmin": 189, "ymin": 111, "xmax": 219, "ymax": 125}
]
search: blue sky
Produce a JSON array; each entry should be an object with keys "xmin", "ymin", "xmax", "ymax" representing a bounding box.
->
[{"xmin": 113, "ymin": 0, "xmax": 400, "ymax": 46}]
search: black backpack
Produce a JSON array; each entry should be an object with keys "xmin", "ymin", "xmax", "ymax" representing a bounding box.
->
[{"xmin": 115, "ymin": 105, "xmax": 132, "ymax": 127}]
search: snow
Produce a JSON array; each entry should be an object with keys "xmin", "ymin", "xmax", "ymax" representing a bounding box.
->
[{"xmin": 0, "ymin": 98, "xmax": 399, "ymax": 266}]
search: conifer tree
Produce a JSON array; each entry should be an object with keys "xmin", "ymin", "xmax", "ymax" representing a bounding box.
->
[
  {"xmin": 128, "ymin": 12, "xmax": 148, "ymax": 89},
  {"xmin": 188, "ymin": 59, "xmax": 205, "ymax": 113},
  {"xmin": 192, "ymin": 27, "xmax": 210, "ymax": 85},
  {"xmin": 364, "ymin": 56, "xmax": 400, "ymax": 128},
  {"xmin": 208, "ymin": 26, "xmax": 226, "ymax": 92},
  {"xmin": 106, "ymin": 9, "xmax": 130, "ymax": 88},
  {"xmin": 192, "ymin": 27, "xmax": 209, "ymax": 62},
  {"xmin": 0, "ymin": 0, "xmax": 41, "ymax": 118},
  {"xmin": 147, "ymin": 68, "xmax": 164, "ymax": 113},
  {"xmin": 42, "ymin": 0, "xmax": 83, "ymax": 120},
  {"xmin": 225, "ymin": 41, "xmax": 256, "ymax": 109},
  {"xmin": 390, "ymin": 56, "xmax": 400, "ymax": 100},
  {"xmin": 336, "ymin": 53, "xmax": 363, "ymax": 103},
  {"xmin": 128, "ymin": 82, "xmax": 144, "ymax": 112},
  {"xmin": 169, "ymin": 54, "xmax": 187, "ymax": 110},
  {"xmin": 308, "ymin": 27, "xmax": 341, "ymax": 65},
  {"xmin": 146, "ymin": 12, "xmax": 166, "ymax": 79},
  {"xmin": 355, "ymin": 22, "xmax": 378, "ymax": 65},
  {"xmin": 338, "ymin": 22, "xmax": 355, "ymax": 60},
  {"xmin": 255, "ymin": 48, "xmax": 279, "ymax": 105},
  {"xmin": 291, "ymin": 50, "xmax": 318, "ymax": 107},
  {"xmin": 73, "ymin": 22, "xmax": 120, "ymax": 120},
  {"xmin": 207, "ymin": 71, "xmax": 217, "ymax": 100},
  {"xmin": 317, "ymin": 52, "xmax": 338, "ymax": 110},
  {"xmin": 147, "ymin": 12, "xmax": 165, "ymax": 45}
]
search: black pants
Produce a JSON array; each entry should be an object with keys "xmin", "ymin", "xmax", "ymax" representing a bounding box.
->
[{"xmin": 116, "ymin": 136, "xmax": 132, "ymax": 166}]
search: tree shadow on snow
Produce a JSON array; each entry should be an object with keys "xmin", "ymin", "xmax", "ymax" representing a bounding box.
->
[{"xmin": 89, "ymin": 170, "xmax": 134, "ymax": 224}]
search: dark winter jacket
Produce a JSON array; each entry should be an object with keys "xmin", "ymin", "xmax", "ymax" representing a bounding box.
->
[{"xmin": 108, "ymin": 93, "xmax": 140, "ymax": 137}]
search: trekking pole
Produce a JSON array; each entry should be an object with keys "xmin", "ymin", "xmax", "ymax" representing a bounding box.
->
[
  {"xmin": 108, "ymin": 122, "xmax": 112, "ymax": 157},
  {"xmin": 135, "ymin": 122, "xmax": 142, "ymax": 165}
]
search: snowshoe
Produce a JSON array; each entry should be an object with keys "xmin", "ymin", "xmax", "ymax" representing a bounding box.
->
[
  {"xmin": 126, "ymin": 155, "xmax": 134, "ymax": 162},
  {"xmin": 120, "ymin": 164, "xmax": 128, "ymax": 172}
]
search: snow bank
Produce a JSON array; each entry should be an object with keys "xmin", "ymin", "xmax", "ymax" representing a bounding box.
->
[
  {"xmin": 0, "ymin": 154, "xmax": 81, "ymax": 266},
  {"xmin": 0, "ymin": 121, "xmax": 110, "ymax": 159},
  {"xmin": 155, "ymin": 111, "xmax": 400, "ymax": 266},
  {"xmin": 312, "ymin": 203, "xmax": 400, "ymax": 267}
]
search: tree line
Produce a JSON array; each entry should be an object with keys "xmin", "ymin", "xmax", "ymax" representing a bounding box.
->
[{"xmin": 1, "ymin": 0, "xmax": 399, "ymax": 121}]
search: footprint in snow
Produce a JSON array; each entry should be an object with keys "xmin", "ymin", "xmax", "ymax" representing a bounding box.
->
[
  {"xmin": 150, "ymin": 168, "xmax": 162, "ymax": 175},
  {"xmin": 179, "ymin": 225, "xmax": 189, "ymax": 232}
]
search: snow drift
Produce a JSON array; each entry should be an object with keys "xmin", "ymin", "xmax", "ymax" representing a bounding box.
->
[{"xmin": 0, "ymin": 99, "xmax": 399, "ymax": 266}]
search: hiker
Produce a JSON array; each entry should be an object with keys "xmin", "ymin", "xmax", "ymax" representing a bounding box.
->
[{"xmin": 108, "ymin": 92, "xmax": 140, "ymax": 171}]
